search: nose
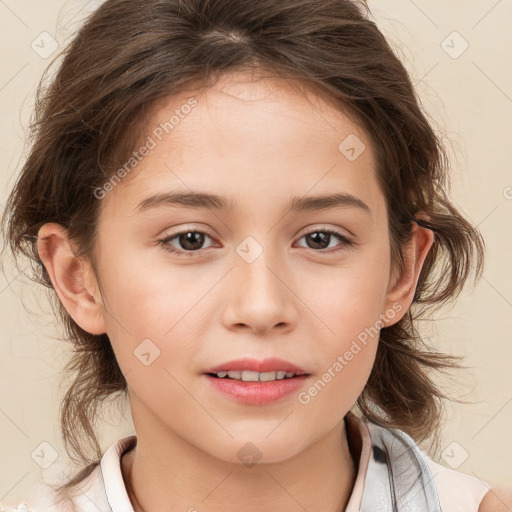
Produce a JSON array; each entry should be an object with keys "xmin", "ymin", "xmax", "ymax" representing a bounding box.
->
[{"xmin": 221, "ymin": 246, "xmax": 298, "ymax": 336}]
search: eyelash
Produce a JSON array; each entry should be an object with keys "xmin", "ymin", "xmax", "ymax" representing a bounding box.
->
[{"xmin": 157, "ymin": 228, "xmax": 355, "ymax": 257}]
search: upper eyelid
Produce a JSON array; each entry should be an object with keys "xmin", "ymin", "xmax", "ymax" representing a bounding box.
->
[
  {"xmin": 161, "ymin": 225, "xmax": 354, "ymax": 247},
  {"xmin": 162, "ymin": 224, "xmax": 353, "ymax": 240},
  {"xmin": 159, "ymin": 227, "xmax": 356, "ymax": 258}
]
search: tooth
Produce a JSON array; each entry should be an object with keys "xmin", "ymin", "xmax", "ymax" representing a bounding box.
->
[
  {"xmin": 218, "ymin": 370, "xmax": 297, "ymax": 381},
  {"xmin": 241, "ymin": 370, "xmax": 260, "ymax": 382}
]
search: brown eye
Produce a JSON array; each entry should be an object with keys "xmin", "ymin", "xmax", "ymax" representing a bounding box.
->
[
  {"xmin": 159, "ymin": 230, "xmax": 215, "ymax": 256},
  {"xmin": 296, "ymin": 229, "xmax": 353, "ymax": 253},
  {"xmin": 158, "ymin": 227, "xmax": 354, "ymax": 258}
]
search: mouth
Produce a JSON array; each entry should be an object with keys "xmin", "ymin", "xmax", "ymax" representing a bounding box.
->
[
  {"xmin": 205, "ymin": 370, "xmax": 308, "ymax": 381},
  {"xmin": 202, "ymin": 358, "xmax": 311, "ymax": 405},
  {"xmin": 204, "ymin": 357, "xmax": 310, "ymax": 377}
]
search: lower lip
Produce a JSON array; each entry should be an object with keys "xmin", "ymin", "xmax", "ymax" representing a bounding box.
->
[{"xmin": 203, "ymin": 374, "xmax": 310, "ymax": 405}]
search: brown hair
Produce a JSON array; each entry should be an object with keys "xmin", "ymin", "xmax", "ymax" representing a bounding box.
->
[{"xmin": 1, "ymin": 0, "xmax": 484, "ymax": 494}]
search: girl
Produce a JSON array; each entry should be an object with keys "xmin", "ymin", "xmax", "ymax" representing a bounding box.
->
[{"xmin": 1, "ymin": 0, "xmax": 510, "ymax": 510}]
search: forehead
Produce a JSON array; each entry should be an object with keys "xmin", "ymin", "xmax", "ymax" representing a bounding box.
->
[{"xmin": 101, "ymin": 69, "xmax": 383, "ymax": 221}]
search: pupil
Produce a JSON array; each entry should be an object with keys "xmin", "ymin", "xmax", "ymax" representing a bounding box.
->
[
  {"xmin": 308, "ymin": 232, "xmax": 329, "ymax": 249},
  {"xmin": 180, "ymin": 231, "xmax": 204, "ymax": 250}
]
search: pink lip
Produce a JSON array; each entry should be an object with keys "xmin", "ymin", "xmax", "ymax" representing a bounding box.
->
[
  {"xmin": 203, "ymin": 374, "xmax": 310, "ymax": 405},
  {"xmin": 204, "ymin": 357, "xmax": 308, "ymax": 375}
]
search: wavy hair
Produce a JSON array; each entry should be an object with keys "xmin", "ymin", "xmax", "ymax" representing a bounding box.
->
[{"xmin": 1, "ymin": 0, "xmax": 484, "ymax": 494}]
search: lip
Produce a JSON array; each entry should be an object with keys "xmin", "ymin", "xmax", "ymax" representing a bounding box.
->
[
  {"xmin": 204, "ymin": 357, "xmax": 309, "ymax": 375},
  {"xmin": 203, "ymin": 374, "xmax": 310, "ymax": 405}
]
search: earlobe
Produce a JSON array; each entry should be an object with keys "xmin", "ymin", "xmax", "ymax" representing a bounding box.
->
[
  {"xmin": 36, "ymin": 222, "xmax": 106, "ymax": 335},
  {"xmin": 381, "ymin": 221, "xmax": 435, "ymax": 327}
]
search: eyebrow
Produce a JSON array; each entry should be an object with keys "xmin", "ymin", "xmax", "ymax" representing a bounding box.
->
[{"xmin": 136, "ymin": 191, "xmax": 371, "ymax": 216}]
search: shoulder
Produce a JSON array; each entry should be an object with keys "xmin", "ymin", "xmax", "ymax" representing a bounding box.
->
[
  {"xmin": 425, "ymin": 455, "xmax": 505, "ymax": 512},
  {"xmin": 0, "ymin": 436, "xmax": 134, "ymax": 512},
  {"xmin": 0, "ymin": 488, "xmax": 72, "ymax": 512},
  {"xmin": 0, "ymin": 464, "xmax": 107, "ymax": 512},
  {"xmin": 0, "ymin": 503, "xmax": 42, "ymax": 512},
  {"xmin": 0, "ymin": 500, "xmax": 75, "ymax": 512},
  {"xmin": 478, "ymin": 486, "xmax": 512, "ymax": 511},
  {"xmin": 0, "ymin": 504, "xmax": 32, "ymax": 512}
]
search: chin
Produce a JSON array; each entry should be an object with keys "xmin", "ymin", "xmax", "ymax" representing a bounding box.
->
[{"xmin": 205, "ymin": 434, "xmax": 307, "ymax": 467}]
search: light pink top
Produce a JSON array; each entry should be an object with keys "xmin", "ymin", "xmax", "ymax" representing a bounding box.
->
[{"xmin": 1, "ymin": 413, "xmax": 491, "ymax": 511}]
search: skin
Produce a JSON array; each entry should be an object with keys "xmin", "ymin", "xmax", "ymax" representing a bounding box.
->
[
  {"xmin": 478, "ymin": 487, "xmax": 512, "ymax": 511},
  {"xmin": 37, "ymin": 69, "xmax": 436, "ymax": 511}
]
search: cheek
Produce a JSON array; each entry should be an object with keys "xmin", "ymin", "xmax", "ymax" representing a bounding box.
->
[
  {"xmin": 102, "ymin": 247, "xmax": 196, "ymax": 330},
  {"xmin": 299, "ymin": 253, "xmax": 388, "ymax": 403},
  {"xmin": 312, "ymin": 291, "xmax": 381, "ymax": 400},
  {"xmin": 295, "ymin": 307, "xmax": 380, "ymax": 439},
  {"xmin": 309, "ymin": 253, "xmax": 390, "ymax": 339},
  {"xmin": 101, "ymin": 262, "xmax": 216, "ymax": 395}
]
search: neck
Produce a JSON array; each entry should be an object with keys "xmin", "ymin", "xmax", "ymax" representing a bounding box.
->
[{"xmin": 121, "ymin": 414, "xmax": 359, "ymax": 512}]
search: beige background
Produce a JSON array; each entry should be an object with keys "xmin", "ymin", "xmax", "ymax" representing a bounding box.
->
[{"xmin": 1, "ymin": 0, "xmax": 511, "ymax": 504}]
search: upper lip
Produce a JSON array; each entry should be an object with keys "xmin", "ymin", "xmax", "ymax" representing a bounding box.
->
[{"xmin": 205, "ymin": 357, "xmax": 309, "ymax": 375}]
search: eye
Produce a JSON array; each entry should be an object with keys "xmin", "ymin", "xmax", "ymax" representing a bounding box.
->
[
  {"xmin": 295, "ymin": 229, "xmax": 354, "ymax": 254},
  {"xmin": 158, "ymin": 227, "xmax": 355, "ymax": 257},
  {"xmin": 158, "ymin": 230, "xmax": 216, "ymax": 257}
]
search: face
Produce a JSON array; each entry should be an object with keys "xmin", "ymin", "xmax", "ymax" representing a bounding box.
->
[{"xmin": 43, "ymin": 69, "xmax": 427, "ymax": 464}]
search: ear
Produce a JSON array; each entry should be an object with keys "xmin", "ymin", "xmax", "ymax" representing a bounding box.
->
[
  {"xmin": 381, "ymin": 220, "xmax": 435, "ymax": 327},
  {"xmin": 36, "ymin": 222, "xmax": 107, "ymax": 335}
]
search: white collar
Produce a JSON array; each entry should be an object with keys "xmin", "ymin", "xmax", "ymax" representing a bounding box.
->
[{"xmin": 100, "ymin": 435, "xmax": 137, "ymax": 511}]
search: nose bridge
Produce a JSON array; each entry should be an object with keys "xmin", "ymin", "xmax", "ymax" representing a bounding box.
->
[
  {"xmin": 236, "ymin": 233, "xmax": 284, "ymax": 297},
  {"xmin": 225, "ymin": 232, "xmax": 295, "ymax": 332}
]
